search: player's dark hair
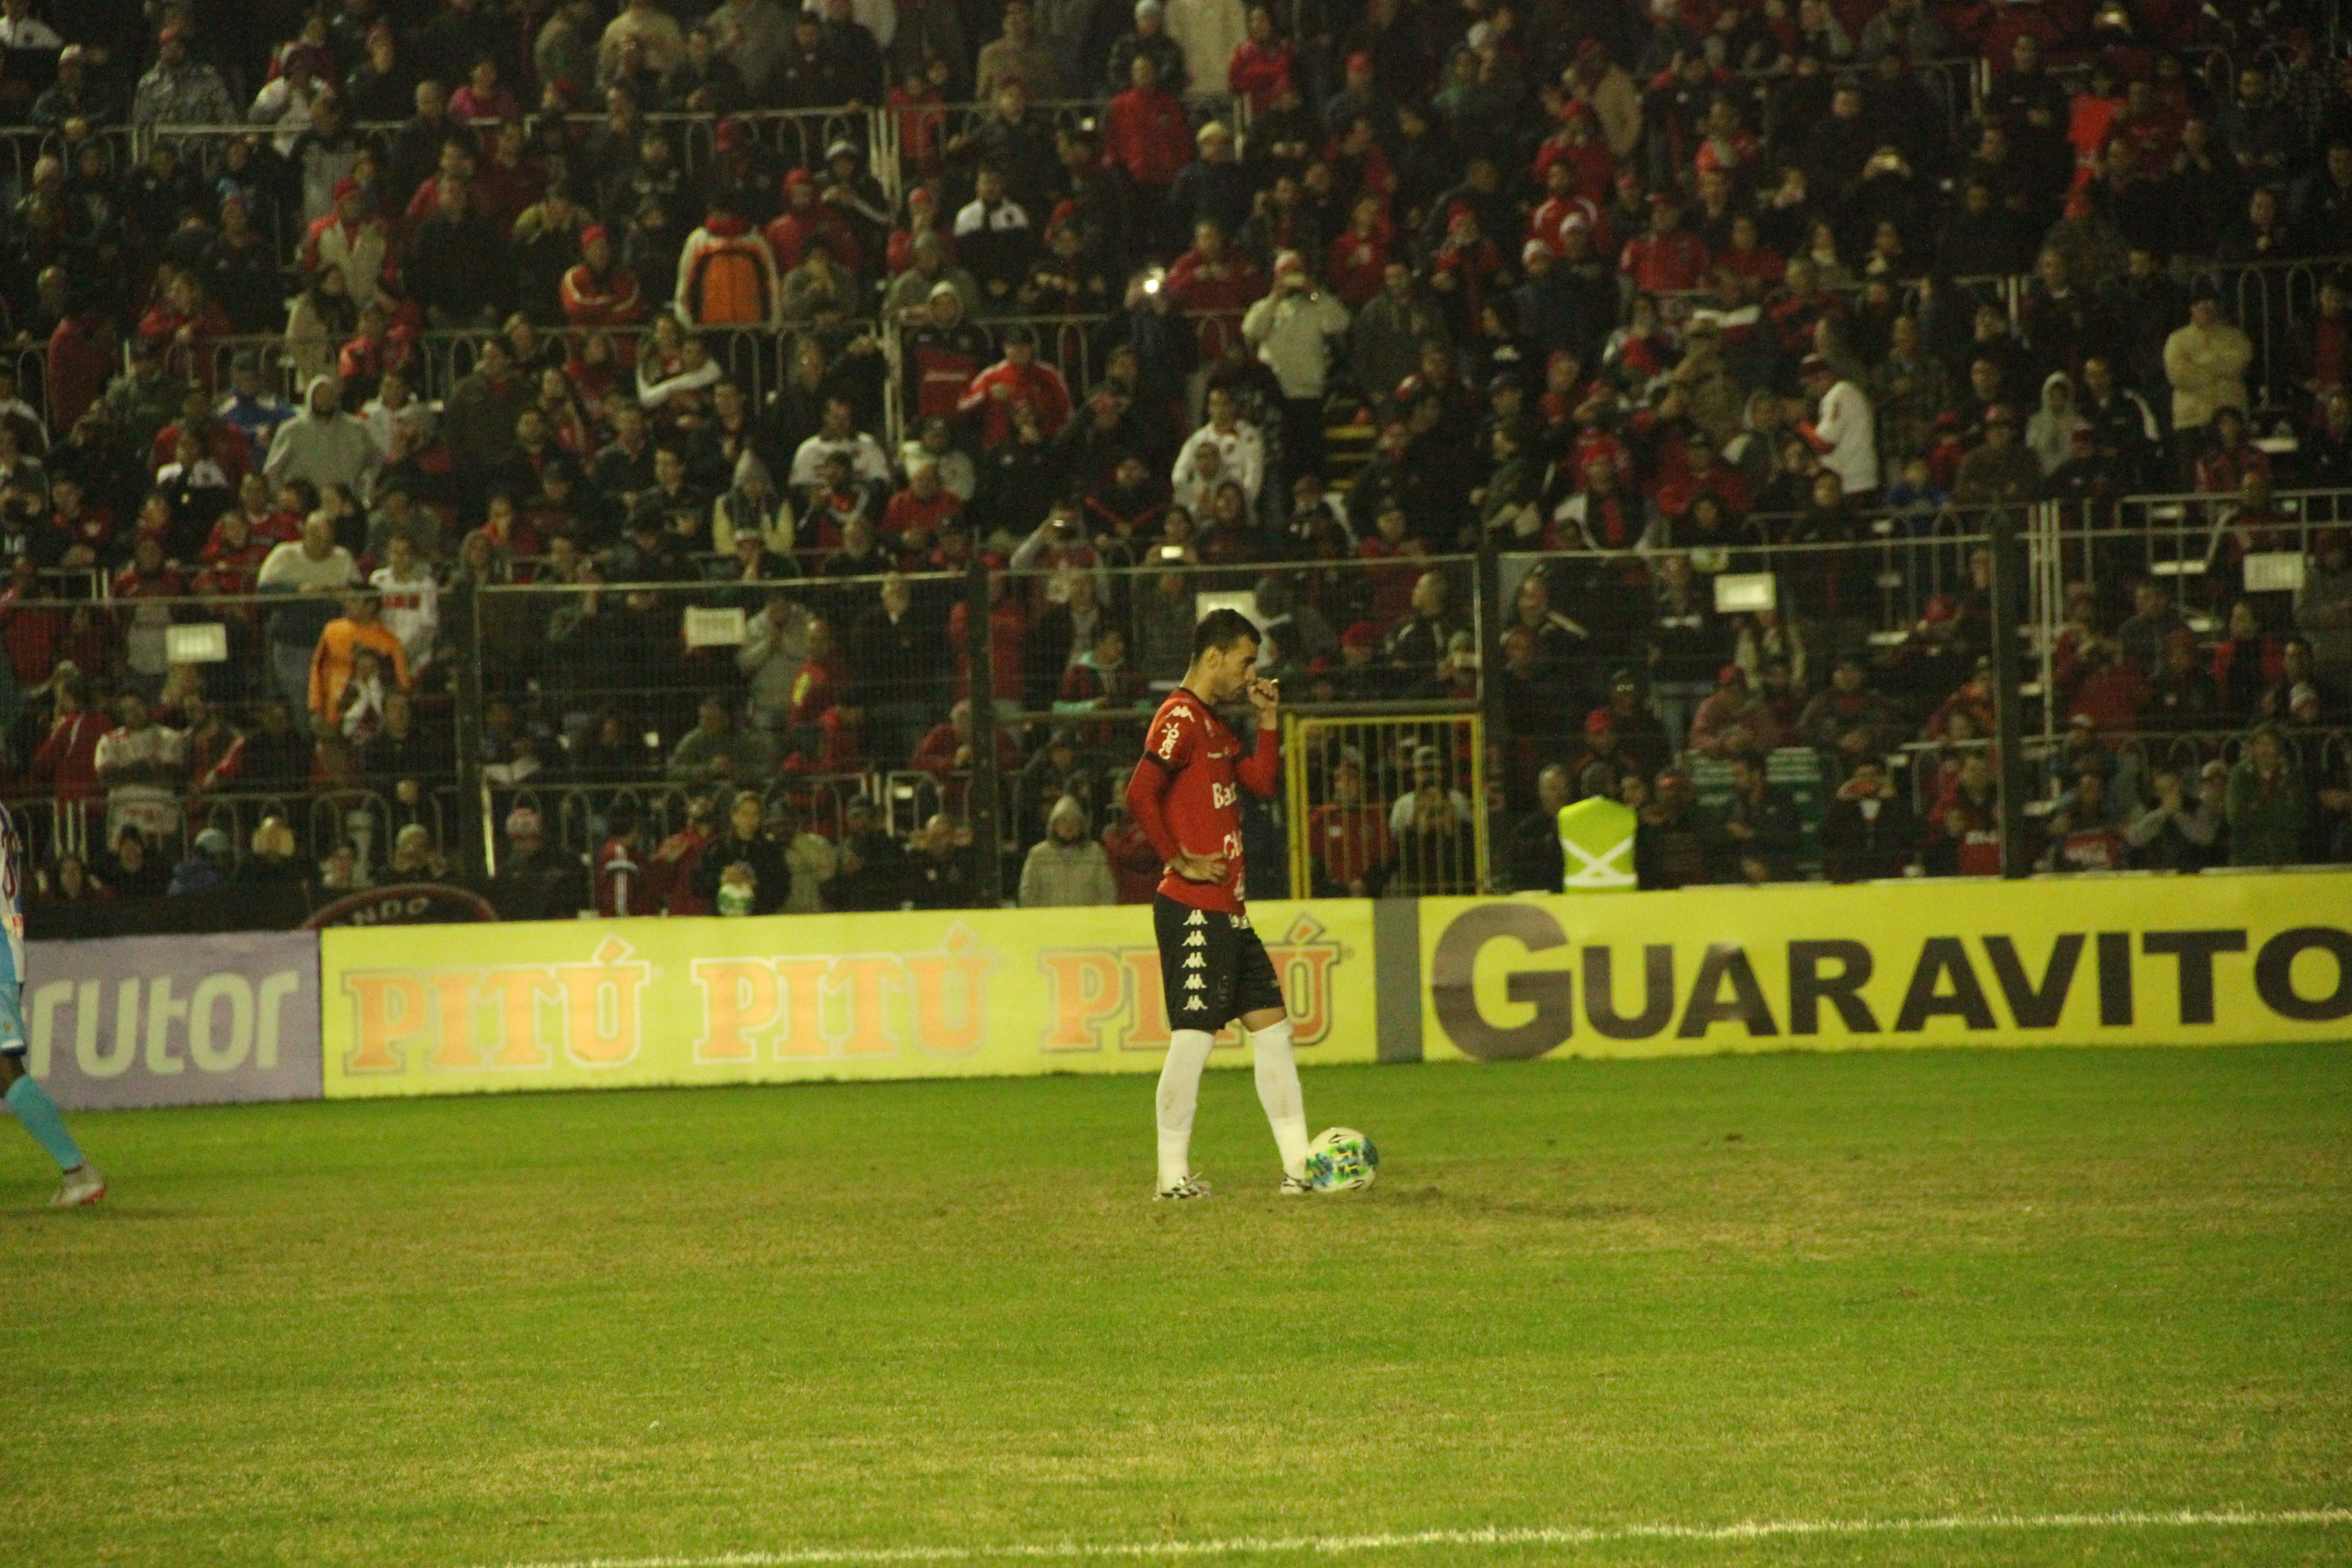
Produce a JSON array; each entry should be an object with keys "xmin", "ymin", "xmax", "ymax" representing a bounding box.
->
[{"xmin": 1191, "ymin": 608, "xmax": 1259, "ymax": 660}]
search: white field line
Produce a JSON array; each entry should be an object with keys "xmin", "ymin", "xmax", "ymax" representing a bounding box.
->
[{"xmin": 489, "ymin": 1505, "xmax": 2352, "ymax": 1567}]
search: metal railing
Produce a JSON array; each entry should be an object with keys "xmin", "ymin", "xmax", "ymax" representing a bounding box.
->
[
  {"xmin": 0, "ymin": 124, "xmax": 140, "ymax": 203},
  {"xmin": 2072, "ymin": 489, "xmax": 2352, "ymax": 614},
  {"xmin": 145, "ymin": 104, "xmax": 895, "ymax": 191},
  {"xmin": 118, "ymin": 313, "xmax": 883, "ymax": 420}
]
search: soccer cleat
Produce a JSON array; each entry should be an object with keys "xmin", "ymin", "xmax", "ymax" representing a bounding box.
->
[
  {"xmin": 48, "ymin": 1164, "xmax": 105, "ymax": 1209},
  {"xmin": 1279, "ymin": 1175, "xmax": 1314, "ymax": 1196},
  {"xmin": 1155, "ymin": 1174, "xmax": 1211, "ymax": 1200}
]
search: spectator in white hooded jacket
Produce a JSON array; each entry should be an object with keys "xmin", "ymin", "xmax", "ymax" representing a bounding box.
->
[
  {"xmin": 1019, "ymin": 794, "xmax": 1117, "ymax": 906},
  {"xmin": 267, "ymin": 375, "xmax": 381, "ymax": 501}
]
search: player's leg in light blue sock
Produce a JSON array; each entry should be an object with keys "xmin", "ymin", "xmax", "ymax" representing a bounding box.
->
[{"xmin": 5, "ymin": 1071, "xmax": 86, "ymax": 1173}]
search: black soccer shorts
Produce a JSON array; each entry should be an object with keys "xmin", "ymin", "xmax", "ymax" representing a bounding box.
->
[{"xmin": 1154, "ymin": 894, "xmax": 1286, "ymax": 1033}]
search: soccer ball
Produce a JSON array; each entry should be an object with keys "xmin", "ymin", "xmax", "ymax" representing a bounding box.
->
[{"xmin": 1304, "ymin": 1127, "xmax": 1378, "ymax": 1192}]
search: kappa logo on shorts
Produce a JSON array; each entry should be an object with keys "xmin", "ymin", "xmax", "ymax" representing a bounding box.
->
[{"xmin": 1186, "ymin": 911, "xmax": 1207, "ymax": 926}]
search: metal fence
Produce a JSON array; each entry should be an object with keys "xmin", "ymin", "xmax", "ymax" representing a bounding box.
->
[
  {"xmin": 3, "ymin": 487, "xmax": 2346, "ymax": 912},
  {"xmin": 2069, "ymin": 488, "xmax": 2352, "ymax": 619}
]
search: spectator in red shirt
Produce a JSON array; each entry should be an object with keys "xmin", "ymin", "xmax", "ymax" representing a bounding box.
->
[
  {"xmin": 874, "ymin": 462, "xmax": 952, "ymax": 551},
  {"xmin": 46, "ymin": 302, "xmax": 116, "ymax": 438},
  {"xmin": 766, "ymin": 167, "xmax": 865, "ymax": 273},
  {"xmin": 1100, "ymin": 800, "xmax": 1162, "ymax": 904},
  {"xmin": 911, "ymin": 697, "xmax": 1023, "ymax": 817},
  {"xmin": 947, "ymin": 570, "xmax": 1028, "ymax": 702},
  {"xmin": 1619, "ymin": 192, "xmax": 1710, "ymax": 295},
  {"xmin": 31, "ymin": 666, "xmax": 109, "ymax": 835},
  {"xmin": 644, "ymin": 791, "xmax": 719, "ymax": 915},
  {"xmin": 0, "ymin": 557, "xmax": 64, "ymax": 688},
  {"xmin": 1165, "ymin": 219, "xmax": 1264, "ymax": 366},
  {"xmin": 783, "ymin": 615, "xmax": 858, "ymax": 772},
  {"xmin": 1428, "ymin": 203, "xmax": 1508, "ymax": 336},
  {"xmin": 1714, "ymin": 212, "xmax": 1784, "ymax": 299},
  {"xmin": 1324, "ymin": 195, "xmax": 1390, "ymax": 307},
  {"xmin": 1529, "ymin": 160, "xmax": 1597, "ymax": 259},
  {"xmin": 137, "ymin": 272, "xmax": 237, "ymax": 390},
  {"xmin": 956, "ymin": 323, "xmax": 1072, "ymax": 448},
  {"xmin": 1532, "ymin": 103, "xmax": 1614, "ymax": 208},
  {"xmin": 558, "ymin": 225, "xmax": 647, "ymax": 331},
  {"xmin": 1305, "ymin": 753, "xmax": 1392, "ymax": 896},
  {"xmin": 1226, "ymin": 5, "xmax": 1294, "ymax": 116},
  {"xmin": 1926, "ymin": 751, "xmax": 2006, "ymax": 878},
  {"xmin": 899, "ymin": 282, "xmax": 990, "ymax": 423},
  {"xmin": 1105, "ymin": 53, "xmax": 1192, "ymax": 201},
  {"xmin": 195, "ymin": 506, "xmax": 273, "ymax": 595}
]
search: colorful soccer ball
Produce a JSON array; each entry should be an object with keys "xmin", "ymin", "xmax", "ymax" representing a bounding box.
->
[{"xmin": 1304, "ymin": 1127, "xmax": 1378, "ymax": 1192}]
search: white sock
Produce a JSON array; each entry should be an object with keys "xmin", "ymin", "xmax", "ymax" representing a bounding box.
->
[
  {"xmin": 1249, "ymin": 1019, "xmax": 1311, "ymax": 1179},
  {"xmin": 1156, "ymin": 1028, "xmax": 1216, "ymax": 1188}
]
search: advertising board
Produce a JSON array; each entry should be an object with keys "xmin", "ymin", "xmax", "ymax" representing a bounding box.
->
[
  {"xmin": 1416, "ymin": 875, "xmax": 2352, "ymax": 1060},
  {"xmin": 25, "ymin": 932, "xmax": 322, "ymax": 1109},
  {"xmin": 321, "ymin": 902, "xmax": 1377, "ymax": 1097}
]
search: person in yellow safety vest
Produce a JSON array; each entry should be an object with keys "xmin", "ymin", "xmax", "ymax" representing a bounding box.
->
[{"xmin": 1556, "ymin": 791, "xmax": 1637, "ymax": 892}]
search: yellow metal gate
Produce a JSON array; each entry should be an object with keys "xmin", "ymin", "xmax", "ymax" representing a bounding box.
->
[{"xmin": 1284, "ymin": 713, "xmax": 1488, "ymax": 898}]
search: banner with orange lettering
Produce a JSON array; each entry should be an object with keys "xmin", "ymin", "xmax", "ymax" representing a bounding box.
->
[{"xmin": 319, "ymin": 902, "xmax": 1376, "ymax": 1098}]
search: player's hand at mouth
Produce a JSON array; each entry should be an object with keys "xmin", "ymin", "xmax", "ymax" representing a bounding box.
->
[
  {"xmin": 1169, "ymin": 850, "xmax": 1227, "ymax": 883},
  {"xmin": 1247, "ymin": 678, "xmax": 1279, "ymax": 718}
]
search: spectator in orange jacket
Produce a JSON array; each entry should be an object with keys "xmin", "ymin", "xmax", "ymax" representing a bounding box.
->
[{"xmin": 308, "ymin": 589, "xmax": 412, "ymax": 730}]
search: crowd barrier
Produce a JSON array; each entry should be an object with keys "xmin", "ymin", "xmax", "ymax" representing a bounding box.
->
[{"xmin": 22, "ymin": 870, "xmax": 2349, "ymax": 1111}]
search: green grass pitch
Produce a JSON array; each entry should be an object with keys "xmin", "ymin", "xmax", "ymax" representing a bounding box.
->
[{"xmin": 3, "ymin": 1045, "xmax": 2349, "ymax": 1568}]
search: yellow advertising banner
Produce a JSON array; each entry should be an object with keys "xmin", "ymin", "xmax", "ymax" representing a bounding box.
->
[
  {"xmin": 320, "ymin": 901, "xmax": 1375, "ymax": 1098},
  {"xmin": 1418, "ymin": 873, "xmax": 2352, "ymax": 1060}
]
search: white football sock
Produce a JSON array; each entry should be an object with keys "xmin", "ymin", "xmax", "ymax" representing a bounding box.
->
[
  {"xmin": 1249, "ymin": 1018, "xmax": 1311, "ymax": 1179},
  {"xmin": 1156, "ymin": 1028, "xmax": 1216, "ymax": 1188}
]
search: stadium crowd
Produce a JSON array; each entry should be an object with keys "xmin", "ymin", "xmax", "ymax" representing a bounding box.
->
[{"xmin": 0, "ymin": 0, "xmax": 2349, "ymax": 925}]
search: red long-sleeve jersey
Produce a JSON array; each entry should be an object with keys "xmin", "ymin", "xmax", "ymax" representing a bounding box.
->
[{"xmin": 1124, "ymin": 687, "xmax": 1279, "ymax": 914}]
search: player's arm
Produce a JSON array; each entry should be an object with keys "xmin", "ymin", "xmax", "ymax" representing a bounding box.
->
[
  {"xmin": 1124, "ymin": 755, "xmax": 1180, "ymax": 863},
  {"xmin": 1236, "ymin": 678, "xmax": 1281, "ymax": 798},
  {"xmin": 1126, "ymin": 714, "xmax": 1223, "ymax": 882}
]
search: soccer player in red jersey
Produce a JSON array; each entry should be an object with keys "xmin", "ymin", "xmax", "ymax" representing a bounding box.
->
[{"xmin": 1123, "ymin": 609, "xmax": 1313, "ymax": 1199}]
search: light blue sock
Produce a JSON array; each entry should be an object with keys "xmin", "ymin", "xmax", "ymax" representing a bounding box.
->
[{"xmin": 5, "ymin": 1074, "xmax": 85, "ymax": 1173}]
